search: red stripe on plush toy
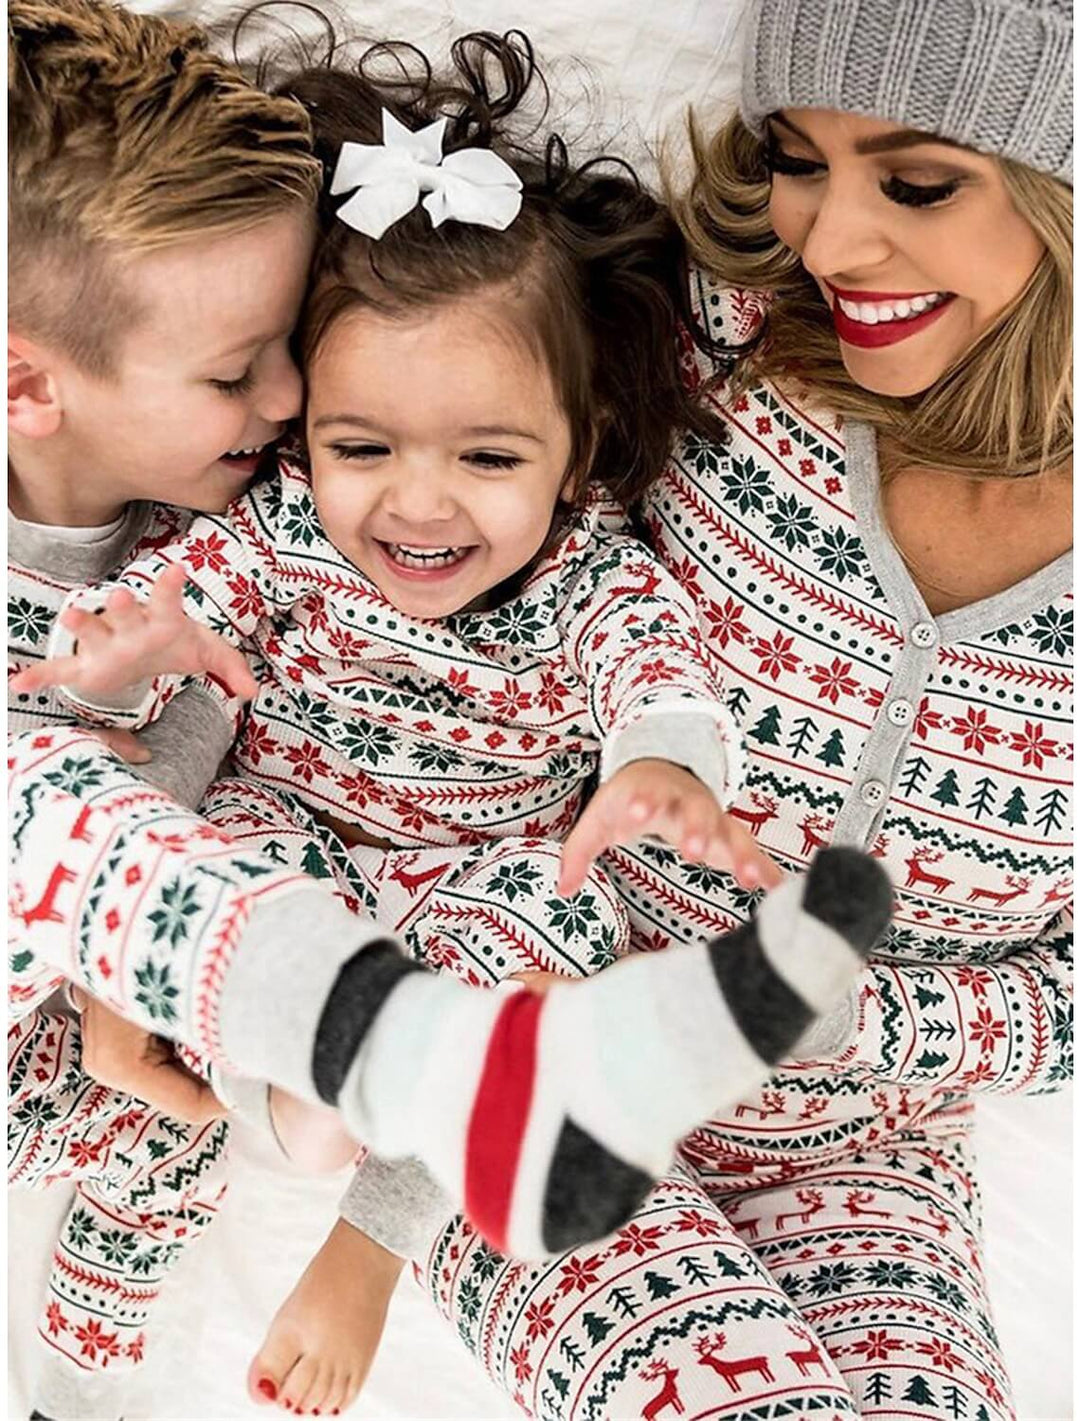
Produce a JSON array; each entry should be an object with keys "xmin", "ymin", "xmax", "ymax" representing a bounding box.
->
[{"xmin": 464, "ymin": 989, "xmax": 543, "ymax": 1253}]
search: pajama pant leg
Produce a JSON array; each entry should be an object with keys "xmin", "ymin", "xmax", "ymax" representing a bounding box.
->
[
  {"xmin": 709, "ymin": 1109, "xmax": 1014, "ymax": 1421},
  {"xmin": 9, "ymin": 1003, "xmax": 229, "ymax": 1377},
  {"xmin": 420, "ymin": 1169, "xmax": 858, "ymax": 1420}
]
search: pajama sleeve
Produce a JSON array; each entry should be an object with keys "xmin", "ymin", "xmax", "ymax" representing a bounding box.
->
[
  {"xmin": 798, "ymin": 904, "xmax": 1073, "ymax": 1095},
  {"xmin": 48, "ymin": 480, "xmax": 280, "ymax": 736},
  {"xmin": 558, "ymin": 538, "xmax": 746, "ymax": 807}
]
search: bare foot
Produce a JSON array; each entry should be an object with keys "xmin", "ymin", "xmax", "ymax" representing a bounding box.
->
[
  {"xmin": 248, "ymin": 1218, "xmax": 404, "ymax": 1415},
  {"xmin": 268, "ymin": 1087, "xmax": 358, "ymax": 1173}
]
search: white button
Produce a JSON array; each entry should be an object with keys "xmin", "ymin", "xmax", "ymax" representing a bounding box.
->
[
  {"xmin": 910, "ymin": 621, "xmax": 937, "ymax": 648},
  {"xmin": 887, "ymin": 698, "xmax": 914, "ymax": 726},
  {"xmin": 860, "ymin": 779, "xmax": 887, "ymax": 807}
]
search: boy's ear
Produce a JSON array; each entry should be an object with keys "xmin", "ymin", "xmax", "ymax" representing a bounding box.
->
[{"xmin": 9, "ymin": 333, "xmax": 63, "ymax": 438}]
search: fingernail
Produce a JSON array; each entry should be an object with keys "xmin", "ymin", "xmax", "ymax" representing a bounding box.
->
[{"xmin": 258, "ymin": 1380, "xmax": 278, "ymax": 1401}]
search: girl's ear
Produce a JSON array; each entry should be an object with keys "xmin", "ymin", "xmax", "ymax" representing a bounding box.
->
[
  {"xmin": 8, "ymin": 334, "xmax": 63, "ymax": 439},
  {"xmin": 559, "ymin": 417, "xmax": 607, "ymax": 506}
]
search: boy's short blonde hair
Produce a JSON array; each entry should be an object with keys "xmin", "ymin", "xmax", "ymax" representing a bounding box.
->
[{"xmin": 9, "ymin": 0, "xmax": 322, "ymax": 375}]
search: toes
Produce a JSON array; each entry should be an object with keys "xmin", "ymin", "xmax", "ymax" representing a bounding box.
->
[
  {"xmin": 280, "ymin": 1354, "xmax": 320, "ymax": 1414},
  {"xmin": 247, "ymin": 1326, "xmax": 302, "ymax": 1407}
]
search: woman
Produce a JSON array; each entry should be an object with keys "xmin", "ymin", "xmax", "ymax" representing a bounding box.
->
[{"xmin": 416, "ymin": 1, "xmax": 1071, "ymax": 1417}]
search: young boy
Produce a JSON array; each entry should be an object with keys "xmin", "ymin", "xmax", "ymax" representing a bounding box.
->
[{"xmin": 9, "ymin": 4, "xmax": 892, "ymax": 1416}]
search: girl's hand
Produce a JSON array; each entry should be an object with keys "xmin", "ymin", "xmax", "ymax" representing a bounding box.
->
[
  {"xmin": 559, "ymin": 758, "xmax": 784, "ymax": 897},
  {"xmin": 72, "ymin": 987, "xmax": 227, "ymax": 1126},
  {"xmin": 8, "ymin": 563, "xmax": 258, "ymax": 702}
]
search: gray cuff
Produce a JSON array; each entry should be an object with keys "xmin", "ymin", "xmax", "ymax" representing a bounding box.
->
[
  {"xmin": 601, "ymin": 706, "xmax": 744, "ymax": 809},
  {"xmin": 338, "ymin": 1153, "xmax": 453, "ymax": 1261},
  {"xmin": 127, "ymin": 686, "xmax": 233, "ymax": 808},
  {"xmin": 789, "ymin": 987, "xmax": 858, "ymax": 1061},
  {"xmin": 209, "ymin": 1063, "xmax": 280, "ymax": 1142}
]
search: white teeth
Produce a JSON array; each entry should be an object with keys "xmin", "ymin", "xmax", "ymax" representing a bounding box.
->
[
  {"xmin": 385, "ymin": 543, "xmax": 467, "ymax": 570},
  {"xmin": 837, "ymin": 292, "xmax": 946, "ymax": 324},
  {"xmin": 224, "ymin": 443, "xmax": 265, "ymax": 458}
]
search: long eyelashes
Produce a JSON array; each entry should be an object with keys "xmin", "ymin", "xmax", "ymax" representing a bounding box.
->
[
  {"xmin": 766, "ymin": 144, "xmax": 962, "ymax": 208},
  {"xmin": 209, "ymin": 370, "xmax": 255, "ymax": 397},
  {"xmin": 326, "ymin": 444, "xmax": 522, "ymax": 471}
]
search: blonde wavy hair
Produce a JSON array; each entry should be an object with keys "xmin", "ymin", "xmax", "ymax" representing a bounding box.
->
[{"xmin": 670, "ymin": 111, "xmax": 1072, "ymax": 481}]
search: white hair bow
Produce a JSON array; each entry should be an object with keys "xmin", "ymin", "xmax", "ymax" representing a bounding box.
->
[{"xmin": 329, "ymin": 109, "xmax": 524, "ymax": 240}]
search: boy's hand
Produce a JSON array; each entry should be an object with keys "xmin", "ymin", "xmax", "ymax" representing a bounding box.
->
[
  {"xmin": 9, "ymin": 563, "xmax": 258, "ymax": 702},
  {"xmin": 72, "ymin": 987, "xmax": 227, "ymax": 1126},
  {"xmin": 559, "ymin": 758, "xmax": 783, "ymax": 897}
]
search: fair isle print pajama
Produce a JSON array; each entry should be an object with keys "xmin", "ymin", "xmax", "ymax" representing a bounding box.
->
[{"xmin": 9, "ymin": 1003, "xmax": 228, "ymax": 1377}]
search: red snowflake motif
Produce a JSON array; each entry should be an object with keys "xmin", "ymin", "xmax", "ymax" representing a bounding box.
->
[
  {"xmin": 957, "ymin": 1059, "xmax": 999, "ymax": 1088},
  {"xmin": 486, "ymin": 731, "xmax": 507, "ymax": 750},
  {"xmin": 67, "ymin": 1137, "xmax": 103, "ymax": 1169},
  {"xmin": 449, "ymin": 726, "xmax": 471, "ymax": 743},
  {"xmin": 799, "ymin": 458, "xmax": 816, "ymax": 477},
  {"xmin": 510, "ymin": 1343, "xmax": 532, "ymax": 1382},
  {"xmin": 955, "ymin": 965, "xmax": 992, "ymax": 998},
  {"xmin": 630, "ymin": 658, "xmax": 675, "ymax": 688},
  {"xmin": 949, "ymin": 707, "xmax": 1003, "ymax": 754},
  {"xmin": 732, "ymin": 395, "xmax": 750, "ymax": 413},
  {"xmin": 421, "ymin": 936, "xmax": 461, "ymax": 971},
  {"xmin": 556, "ymin": 1253, "xmax": 603, "ymax": 1295},
  {"xmin": 327, "ymin": 625, "xmax": 370, "ymax": 659},
  {"xmin": 226, "ymin": 574, "xmax": 262, "ymax": 623},
  {"xmin": 971, "ymin": 1368, "xmax": 1006, "ymax": 1406},
  {"xmin": 808, "ymin": 657, "xmax": 859, "ymax": 704},
  {"xmin": 666, "ymin": 556, "xmax": 705, "ymax": 601},
  {"xmin": 673, "ymin": 1208, "xmax": 723, "ymax": 1238},
  {"xmin": 915, "ymin": 1337, "xmax": 967, "ymax": 1373},
  {"xmin": 241, "ymin": 721, "xmax": 278, "ymax": 766},
  {"xmin": 755, "ymin": 416, "xmax": 772, "ymax": 435},
  {"xmin": 610, "ymin": 1222, "xmax": 663, "ymax": 1257},
  {"xmin": 703, "ymin": 596, "xmax": 751, "ymax": 648},
  {"xmin": 104, "ymin": 908, "xmax": 122, "ymax": 933},
  {"xmin": 489, "ymin": 680, "xmax": 532, "ymax": 719},
  {"xmin": 74, "ymin": 1319, "xmax": 122, "ymax": 1364},
  {"xmin": 777, "ymin": 438, "xmax": 793, "ymax": 456},
  {"xmin": 124, "ymin": 865, "xmax": 142, "ymax": 887},
  {"xmin": 752, "ymin": 631, "xmax": 800, "ymax": 681},
  {"xmin": 184, "ymin": 532, "xmax": 230, "ymax": 574},
  {"xmin": 335, "ymin": 772, "xmax": 371, "ymax": 808},
  {"xmin": 283, "ymin": 740, "xmax": 331, "ymax": 785},
  {"xmin": 31, "ymin": 734, "xmax": 54, "ymax": 749},
  {"xmin": 524, "ymin": 1297, "xmax": 556, "ymax": 1341},
  {"xmin": 848, "ymin": 1329, "xmax": 904, "ymax": 1363},
  {"xmin": 1008, "ymin": 720, "xmax": 1058, "ymax": 769},
  {"xmin": 126, "ymin": 1333, "xmax": 146, "ymax": 1364},
  {"xmin": 969, "ymin": 1003, "xmax": 1007, "ymax": 1052},
  {"xmin": 447, "ymin": 666, "xmax": 480, "ymax": 699},
  {"xmin": 537, "ymin": 671, "xmax": 569, "ymax": 716},
  {"xmin": 302, "ymin": 596, "xmax": 330, "ymax": 635},
  {"xmin": 45, "ymin": 1302, "xmax": 68, "ymax": 1336},
  {"xmin": 825, "ymin": 476, "xmax": 842, "ymax": 495},
  {"xmin": 912, "ymin": 697, "xmax": 945, "ymax": 740}
]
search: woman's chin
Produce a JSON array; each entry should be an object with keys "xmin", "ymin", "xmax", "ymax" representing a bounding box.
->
[{"xmin": 839, "ymin": 346, "xmax": 942, "ymax": 399}]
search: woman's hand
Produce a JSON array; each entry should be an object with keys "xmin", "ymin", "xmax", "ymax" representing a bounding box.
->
[
  {"xmin": 559, "ymin": 758, "xmax": 783, "ymax": 897},
  {"xmin": 9, "ymin": 563, "xmax": 257, "ymax": 702},
  {"xmin": 72, "ymin": 987, "xmax": 227, "ymax": 1126}
]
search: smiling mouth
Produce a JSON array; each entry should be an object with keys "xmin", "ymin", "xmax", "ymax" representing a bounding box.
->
[
  {"xmin": 825, "ymin": 283, "xmax": 957, "ymax": 349},
  {"xmin": 220, "ymin": 441, "xmax": 272, "ymax": 465},
  {"xmin": 379, "ymin": 542, "xmax": 473, "ymax": 571},
  {"xmin": 832, "ymin": 291, "xmax": 951, "ymax": 325}
]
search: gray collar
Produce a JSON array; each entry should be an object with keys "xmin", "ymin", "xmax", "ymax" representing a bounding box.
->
[
  {"xmin": 8, "ymin": 502, "xmax": 156, "ymax": 583},
  {"xmin": 845, "ymin": 421, "xmax": 1073, "ymax": 643}
]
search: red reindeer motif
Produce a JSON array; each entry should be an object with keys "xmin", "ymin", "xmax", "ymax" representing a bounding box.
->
[
  {"xmin": 905, "ymin": 1204, "xmax": 950, "ymax": 1239},
  {"xmin": 843, "ymin": 1189, "xmax": 891, "ymax": 1220},
  {"xmin": 904, "ymin": 847, "xmax": 953, "ymax": 895},
  {"xmin": 730, "ymin": 792, "xmax": 779, "ymax": 834},
  {"xmin": 734, "ymin": 1087, "xmax": 786, "ymax": 1120},
  {"xmin": 869, "ymin": 831, "xmax": 890, "ymax": 859},
  {"xmin": 21, "ymin": 863, "xmax": 77, "ymax": 927},
  {"xmin": 785, "ymin": 1325, "xmax": 828, "ymax": 1377},
  {"xmin": 693, "ymin": 1333, "xmax": 775, "ymax": 1393},
  {"xmin": 798, "ymin": 812, "xmax": 833, "ymax": 856},
  {"xmin": 1040, "ymin": 878, "xmax": 1072, "ymax": 908},
  {"xmin": 640, "ymin": 1359, "xmax": 685, "ymax": 1420},
  {"xmin": 774, "ymin": 1188, "xmax": 825, "ymax": 1231},
  {"xmin": 386, "ymin": 852, "xmax": 452, "ymax": 896},
  {"xmin": 607, "ymin": 562, "xmax": 664, "ymax": 599},
  {"xmin": 967, "ymin": 874, "xmax": 1031, "ymax": 908}
]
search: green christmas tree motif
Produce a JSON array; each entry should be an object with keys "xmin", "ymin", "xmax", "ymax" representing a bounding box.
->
[
  {"xmin": 582, "ymin": 1312, "xmax": 615, "ymax": 1346},
  {"xmin": 749, "ymin": 704, "xmax": 782, "ymax": 746},
  {"xmin": 914, "ymin": 1049, "xmax": 950, "ymax": 1072},
  {"xmin": 902, "ymin": 1375, "xmax": 937, "ymax": 1405},
  {"xmin": 913, "ymin": 982, "xmax": 946, "ymax": 1009},
  {"xmin": 864, "ymin": 1372, "xmax": 892, "ymax": 1404},
  {"xmin": 1034, "ymin": 787, "xmax": 1069, "ymax": 837},
  {"xmin": 546, "ymin": 1369, "xmax": 570, "ymax": 1401},
  {"xmin": 262, "ymin": 839, "xmax": 289, "ymax": 864},
  {"xmin": 998, "ymin": 785, "xmax": 1029, "ymax": 826},
  {"xmin": 930, "ymin": 768, "xmax": 961, "ymax": 807},
  {"xmin": 816, "ymin": 728, "xmax": 845, "ymax": 767},
  {"xmin": 300, "ymin": 842, "xmax": 332, "ymax": 879},
  {"xmin": 942, "ymin": 1382, "xmax": 967, "ymax": 1418},
  {"xmin": 726, "ymin": 686, "xmax": 751, "ymax": 720},
  {"xmin": 643, "ymin": 1271, "xmax": 681, "ymax": 1300},
  {"xmin": 786, "ymin": 715, "xmax": 819, "ymax": 759},
  {"xmin": 713, "ymin": 1250, "xmax": 748, "ymax": 1279},
  {"xmin": 899, "ymin": 755, "xmax": 931, "ymax": 796},
  {"xmin": 10, "ymin": 950, "xmax": 32, "ymax": 974},
  {"xmin": 966, "ymin": 776, "xmax": 998, "ymax": 820},
  {"xmin": 559, "ymin": 1337, "xmax": 585, "ymax": 1371},
  {"xmin": 676, "ymin": 1255, "xmax": 714, "ymax": 1286},
  {"xmin": 607, "ymin": 1285, "xmax": 641, "ymax": 1319}
]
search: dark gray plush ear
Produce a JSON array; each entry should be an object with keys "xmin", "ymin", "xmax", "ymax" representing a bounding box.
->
[{"xmin": 801, "ymin": 845, "xmax": 893, "ymax": 958}]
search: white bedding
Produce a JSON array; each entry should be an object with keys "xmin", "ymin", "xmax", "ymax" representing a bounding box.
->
[{"xmin": 9, "ymin": 1, "xmax": 1073, "ymax": 1416}]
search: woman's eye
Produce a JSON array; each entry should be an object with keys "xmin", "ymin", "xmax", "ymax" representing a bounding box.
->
[
  {"xmin": 766, "ymin": 143, "xmax": 826, "ymax": 179},
  {"xmin": 880, "ymin": 175, "xmax": 962, "ymax": 208},
  {"xmin": 465, "ymin": 451, "xmax": 522, "ymax": 471},
  {"xmin": 328, "ymin": 442, "xmax": 391, "ymax": 461},
  {"xmin": 209, "ymin": 369, "xmax": 255, "ymax": 397}
]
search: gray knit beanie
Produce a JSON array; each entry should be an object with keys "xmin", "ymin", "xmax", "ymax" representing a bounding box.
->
[{"xmin": 741, "ymin": 0, "xmax": 1073, "ymax": 184}]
